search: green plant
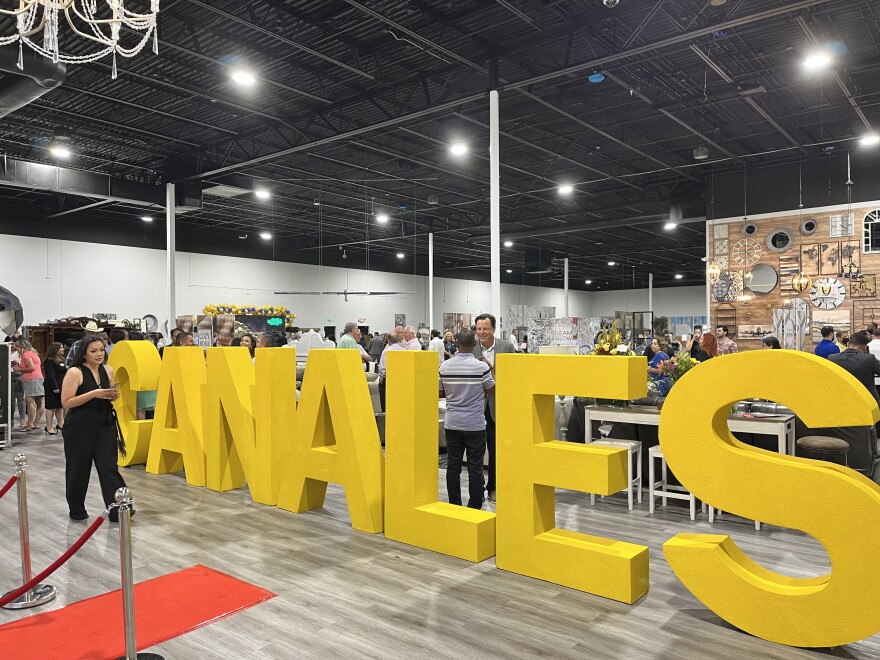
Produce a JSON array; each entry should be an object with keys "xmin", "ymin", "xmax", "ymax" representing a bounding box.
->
[{"xmin": 654, "ymin": 316, "xmax": 670, "ymax": 335}]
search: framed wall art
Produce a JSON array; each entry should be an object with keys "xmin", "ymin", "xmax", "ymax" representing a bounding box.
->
[
  {"xmin": 801, "ymin": 243, "xmax": 820, "ymax": 276},
  {"xmin": 811, "ymin": 309, "xmax": 851, "ymax": 342},
  {"xmin": 830, "ymin": 213, "xmax": 855, "ymax": 238},
  {"xmin": 851, "ymin": 275, "xmax": 877, "ymax": 298}
]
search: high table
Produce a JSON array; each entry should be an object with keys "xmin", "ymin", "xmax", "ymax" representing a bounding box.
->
[{"xmin": 584, "ymin": 405, "xmax": 796, "ymax": 455}]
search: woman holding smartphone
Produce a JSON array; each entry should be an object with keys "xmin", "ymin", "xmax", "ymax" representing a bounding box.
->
[{"xmin": 61, "ymin": 336, "xmax": 127, "ymax": 522}]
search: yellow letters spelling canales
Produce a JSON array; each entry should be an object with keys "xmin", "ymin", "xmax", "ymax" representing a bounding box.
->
[
  {"xmin": 109, "ymin": 341, "xmax": 161, "ymax": 466},
  {"xmin": 146, "ymin": 346, "xmax": 208, "ymax": 486},
  {"xmin": 384, "ymin": 350, "xmax": 495, "ymax": 562},
  {"xmin": 495, "ymin": 354, "xmax": 650, "ymax": 604},
  {"xmin": 660, "ymin": 350, "xmax": 880, "ymax": 647},
  {"xmin": 276, "ymin": 349, "xmax": 384, "ymax": 533},
  {"xmin": 203, "ymin": 348, "xmax": 297, "ymax": 504}
]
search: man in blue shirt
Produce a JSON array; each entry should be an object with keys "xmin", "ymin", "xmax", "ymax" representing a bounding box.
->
[
  {"xmin": 815, "ymin": 326, "xmax": 841, "ymax": 359},
  {"xmin": 439, "ymin": 329, "xmax": 495, "ymax": 509}
]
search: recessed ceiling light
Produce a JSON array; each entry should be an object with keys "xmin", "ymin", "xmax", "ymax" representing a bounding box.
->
[
  {"xmin": 608, "ymin": 261, "xmax": 616, "ymax": 266},
  {"xmin": 260, "ymin": 232, "xmax": 272, "ymax": 240},
  {"xmin": 231, "ymin": 69, "xmax": 257, "ymax": 86},
  {"xmin": 449, "ymin": 142, "xmax": 468, "ymax": 157},
  {"xmin": 803, "ymin": 51, "xmax": 831, "ymax": 72},
  {"xmin": 675, "ymin": 274, "xmax": 684, "ymax": 280},
  {"xmin": 504, "ymin": 240, "xmax": 513, "ymax": 247},
  {"xmin": 860, "ymin": 134, "xmax": 880, "ymax": 148},
  {"xmin": 558, "ymin": 184, "xmax": 574, "ymax": 195},
  {"xmin": 506, "ymin": 269, "xmax": 513, "ymax": 274},
  {"xmin": 49, "ymin": 144, "xmax": 70, "ymax": 159},
  {"xmin": 585, "ymin": 279, "xmax": 592, "ymax": 284},
  {"xmin": 664, "ymin": 222, "xmax": 677, "ymax": 230},
  {"xmin": 376, "ymin": 213, "xmax": 389, "ymax": 223},
  {"xmin": 255, "ymin": 189, "xmax": 271, "ymax": 200},
  {"xmin": 396, "ymin": 252, "xmax": 405, "ymax": 259},
  {"xmin": 141, "ymin": 216, "xmax": 153, "ymax": 223}
]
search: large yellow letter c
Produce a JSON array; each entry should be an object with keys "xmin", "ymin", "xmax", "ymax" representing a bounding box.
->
[{"xmin": 660, "ymin": 350, "xmax": 880, "ymax": 648}]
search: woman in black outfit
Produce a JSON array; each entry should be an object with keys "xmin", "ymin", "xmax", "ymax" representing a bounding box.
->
[
  {"xmin": 43, "ymin": 342, "xmax": 67, "ymax": 435},
  {"xmin": 61, "ymin": 336, "xmax": 126, "ymax": 522}
]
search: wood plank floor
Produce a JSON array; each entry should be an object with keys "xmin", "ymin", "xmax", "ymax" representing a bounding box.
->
[{"xmin": 0, "ymin": 429, "xmax": 877, "ymax": 659}]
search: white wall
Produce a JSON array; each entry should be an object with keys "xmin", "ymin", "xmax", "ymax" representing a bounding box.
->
[{"xmin": 0, "ymin": 234, "xmax": 705, "ymax": 335}]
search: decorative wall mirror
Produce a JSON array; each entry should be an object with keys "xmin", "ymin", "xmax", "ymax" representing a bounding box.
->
[
  {"xmin": 742, "ymin": 222, "xmax": 758, "ymax": 237},
  {"xmin": 863, "ymin": 209, "xmax": 880, "ymax": 254},
  {"xmin": 765, "ymin": 229, "xmax": 793, "ymax": 253},
  {"xmin": 799, "ymin": 218, "xmax": 818, "ymax": 236},
  {"xmin": 747, "ymin": 263, "xmax": 778, "ymax": 294}
]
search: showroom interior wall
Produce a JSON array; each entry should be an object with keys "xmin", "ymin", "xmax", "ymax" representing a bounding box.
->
[{"xmin": 1, "ymin": 234, "xmax": 706, "ymax": 333}]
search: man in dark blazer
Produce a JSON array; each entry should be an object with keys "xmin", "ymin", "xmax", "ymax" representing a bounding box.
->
[
  {"xmin": 828, "ymin": 331, "xmax": 880, "ymax": 406},
  {"xmin": 472, "ymin": 313, "xmax": 518, "ymax": 503}
]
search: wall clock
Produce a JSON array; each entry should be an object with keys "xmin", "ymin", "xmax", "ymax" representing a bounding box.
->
[
  {"xmin": 808, "ymin": 277, "xmax": 847, "ymax": 310},
  {"xmin": 731, "ymin": 238, "xmax": 762, "ymax": 267}
]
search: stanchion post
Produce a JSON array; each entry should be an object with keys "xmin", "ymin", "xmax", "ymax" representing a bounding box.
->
[
  {"xmin": 2, "ymin": 453, "xmax": 56, "ymax": 610},
  {"xmin": 114, "ymin": 487, "xmax": 163, "ymax": 660}
]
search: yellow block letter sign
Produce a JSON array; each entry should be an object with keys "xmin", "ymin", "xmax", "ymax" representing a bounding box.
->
[
  {"xmin": 384, "ymin": 350, "xmax": 495, "ymax": 562},
  {"xmin": 203, "ymin": 348, "xmax": 297, "ymax": 504},
  {"xmin": 660, "ymin": 350, "xmax": 880, "ymax": 647},
  {"xmin": 146, "ymin": 347, "xmax": 208, "ymax": 486},
  {"xmin": 276, "ymin": 349, "xmax": 384, "ymax": 533},
  {"xmin": 109, "ymin": 340, "xmax": 161, "ymax": 466},
  {"xmin": 495, "ymin": 354, "xmax": 649, "ymax": 604}
]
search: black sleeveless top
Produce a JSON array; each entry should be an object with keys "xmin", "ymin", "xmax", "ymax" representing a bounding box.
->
[{"xmin": 67, "ymin": 365, "xmax": 113, "ymax": 427}]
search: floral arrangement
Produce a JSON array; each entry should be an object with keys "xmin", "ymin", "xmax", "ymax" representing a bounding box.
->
[
  {"xmin": 203, "ymin": 304, "xmax": 296, "ymax": 326},
  {"xmin": 656, "ymin": 352, "xmax": 699, "ymax": 383},
  {"xmin": 589, "ymin": 320, "xmax": 634, "ymax": 356}
]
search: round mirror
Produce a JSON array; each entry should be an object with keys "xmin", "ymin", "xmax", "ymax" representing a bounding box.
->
[
  {"xmin": 747, "ymin": 263, "xmax": 778, "ymax": 294},
  {"xmin": 766, "ymin": 229, "xmax": 793, "ymax": 253}
]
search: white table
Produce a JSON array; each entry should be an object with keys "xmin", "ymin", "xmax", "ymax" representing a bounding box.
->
[{"xmin": 584, "ymin": 405, "xmax": 796, "ymax": 456}]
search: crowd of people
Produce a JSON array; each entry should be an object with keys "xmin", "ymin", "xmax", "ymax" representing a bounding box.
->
[{"xmin": 7, "ymin": 314, "xmax": 880, "ymax": 518}]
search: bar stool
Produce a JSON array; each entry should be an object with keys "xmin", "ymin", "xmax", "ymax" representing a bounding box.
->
[
  {"xmin": 588, "ymin": 439, "xmax": 642, "ymax": 510},
  {"xmin": 648, "ymin": 445, "xmax": 697, "ymax": 520},
  {"xmin": 797, "ymin": 436, "xmax": 850, "ymax": 465}
]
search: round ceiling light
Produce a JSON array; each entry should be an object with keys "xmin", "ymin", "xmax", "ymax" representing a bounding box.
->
[
  {"xmin": 693, "ymin": 145, "xmax": 710, "ymax": 160},
  {"xmin": 803, "ymin": 51, "xmax": 831, "ymax": 72},
  {"xmin": 260, "ymin": 232, "xmax": 272, "ymax": 240},
  {"xmin": 449, "ymin": 143, "xmax": 468, "ymax": 156},
  {"xmin": 231, "ymin": 69, "xmax": 257, "ymax": 87},
  {"xmin": 376, "ymin": 213, "xmax": 389, "ymax": 223},
  {"xmin": 504, "ymin": 240, "xmax": 513, "ymax": 247},
  {"xmin": 860, "ymin": 134, "xmax": 880, "ymax": 148},
  {"xmin": 254, "ymin": 189, "xmax": 271, "ymax": 200},
  {"xmin": 588, "ymin": 70, "xmax": 605, "ymax": 84},
  {"xmin": 558, "ymin": 184, "xmax": 574, "ymax": 195},
  {"xmin": 396, "ymin": 252, "xmax": 405, "ymax": 259}
]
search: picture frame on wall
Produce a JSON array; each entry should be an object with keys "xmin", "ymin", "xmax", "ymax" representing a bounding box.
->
[
  {"xmin": 778, "ymin": 255, "xmax": 800, "ymax": 297},
  {"xmin": 801, "ymin": 243, "xmax": 820, "ymax": 276},
  {"xmin": 737, "ymin": 325, "xmax": 774, "ymax": 340},
  {"xmin": 851, "ymin": 275, "xmax": 877, "ymax": 298},
  {"xmin": 394, "ymin": 314, "xmax": 406, "ymax": 328},
  {"xmin": 811, "ymin": 309, "xmax": 851, "ymax": 342}
]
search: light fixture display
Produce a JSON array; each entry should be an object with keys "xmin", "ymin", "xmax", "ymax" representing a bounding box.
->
[{"xmin": 0, "ymin": 0, "xmax": 160, "ymax": 79}]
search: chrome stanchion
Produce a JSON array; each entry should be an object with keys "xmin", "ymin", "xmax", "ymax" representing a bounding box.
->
[
  {"xmin": 114, "ymin": 487, "xmax": 163, "ymax": 660},
  {"xmin": 2, "ymin": 453, "xmax": 56, "ymax": 610}
]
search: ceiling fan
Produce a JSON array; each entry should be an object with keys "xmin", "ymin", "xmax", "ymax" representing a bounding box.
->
[{"xmin": 275, "ymin": 290, "xmax": 412, "ymax": 302}]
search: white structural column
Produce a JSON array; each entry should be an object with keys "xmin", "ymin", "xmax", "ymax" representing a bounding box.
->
[
  {"xmin": 166, "ymin": 182, "xmax": 176, "ymax": 328},
  {"xmin": 489, "ymin": 90, "xmax": 501, "ymax": 319},
  {"xmin": 648, "ymin": 272, "xmax": 654, "ymax": 316},
  {"xmin": 564, "ymin": 257, "xmax": 569, "ymax": 317},
  {"xmin": 428, "ymin": 232, "xmax": 434, "ymax": 330}
]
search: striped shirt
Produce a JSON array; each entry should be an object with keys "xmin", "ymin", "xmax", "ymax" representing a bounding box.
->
[{"xmin": 439, "ymin": 352, "xmax": 495, "ymax": 431}]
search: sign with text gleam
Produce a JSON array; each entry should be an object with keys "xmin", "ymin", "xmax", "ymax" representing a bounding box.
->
[{"xmin": 108, "ymin": 345, "xmax": 880, "ymax": 649}]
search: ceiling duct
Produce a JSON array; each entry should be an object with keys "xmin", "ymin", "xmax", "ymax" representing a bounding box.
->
[{"xmin": 0, "ymin": 48, "xmax": 66, "ymax": 119}]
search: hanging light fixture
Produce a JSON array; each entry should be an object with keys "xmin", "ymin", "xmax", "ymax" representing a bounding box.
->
[
  {"xmin": 792, "ymin": 161, "xmax": 813, "ymax": 293},
  {"xmin": 739, "ymin": 166, "xmax": 753, "ymax": 307},
  {"xmin": 0, "ymin": 0, "xmax": 160, "ymax": 79}
]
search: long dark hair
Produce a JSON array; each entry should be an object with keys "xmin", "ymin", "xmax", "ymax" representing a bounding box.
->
[
  {"xmin": 70, "ymin": 336, "xmax": 105, "ymax": 369},
  {"xmin": 44, "ymin": 341, "xmax": 64, "ymax": 364}
]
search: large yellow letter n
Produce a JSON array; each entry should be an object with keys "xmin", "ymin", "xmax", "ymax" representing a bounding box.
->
[
  {"xmin": 384, "ymin": 350, "xmax": 495, "ymax": 562},
  {"xmin": 276, "ymin": 350, "xmax": 384, "ymax": 533},
  {"xmin": 660, "ymin": 351, "xmax": 880, "ymax": 647},
  {"xmin": 495, "ymin": 354, "xmax": 649, "ymax": 604}
]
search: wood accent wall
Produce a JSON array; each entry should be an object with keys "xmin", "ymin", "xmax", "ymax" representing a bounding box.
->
[{"xmin": 708, "ymin": 202, "xmax": 880, "ymax": 352}]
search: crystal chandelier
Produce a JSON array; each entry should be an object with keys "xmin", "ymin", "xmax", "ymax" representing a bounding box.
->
[{"xmin": 0, "ymin": 0, "xmax": 159, "ymax": 78}]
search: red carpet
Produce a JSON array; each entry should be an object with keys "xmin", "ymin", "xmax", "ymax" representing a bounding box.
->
[{"xmin": 0, "ymin": 564, "xmax": 276, "ymax": 659}]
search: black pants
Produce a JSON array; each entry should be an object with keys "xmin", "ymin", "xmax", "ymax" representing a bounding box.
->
[
  {"xmin": 446, "ymin": 429, "xmax": 486, "ymax": 509},
  {"xmin": 379, "ymin": 378, "xmax": 387, "ymax": 412},
  {"xmin": 63, "ymin": 421, "xmax": 126, "ymax": 517},
  {"xmin": 485, "ymin": 407, "xmax": 496, "ymax": 493}
]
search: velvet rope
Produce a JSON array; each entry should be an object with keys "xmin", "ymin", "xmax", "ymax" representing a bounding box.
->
[
  {"xmin": 0, "ymin": 474, "xmax": 18, "ymax": 501},
  {"xmin": 0, "ymin": 515, "xmax": 106, "ymax": 608}
]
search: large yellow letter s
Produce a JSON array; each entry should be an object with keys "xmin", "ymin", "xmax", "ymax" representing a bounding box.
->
[{"xmin": 660, "ymin": 351, "xmax": 880, "ymax": 648}]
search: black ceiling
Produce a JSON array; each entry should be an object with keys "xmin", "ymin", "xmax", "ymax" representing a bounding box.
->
[{"xmin": 1, "ymin": 0, "xmax": 879, "ymax": 291}]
